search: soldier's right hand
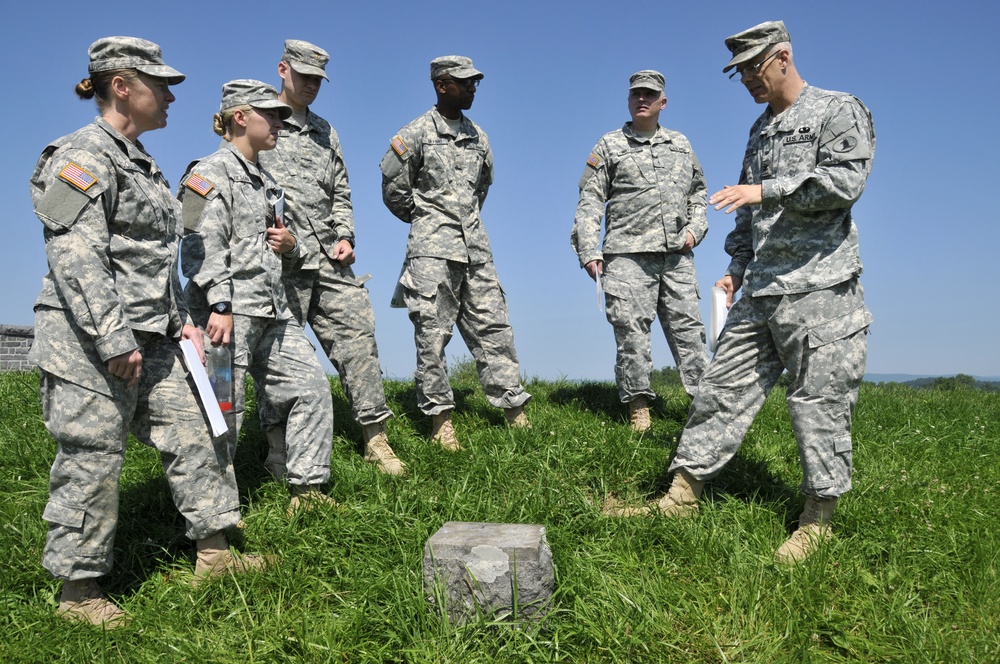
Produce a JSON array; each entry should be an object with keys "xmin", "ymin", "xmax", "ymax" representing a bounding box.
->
[{"xmin": 107, "ymin": 349, "xmax": 143, "ymax": 388}]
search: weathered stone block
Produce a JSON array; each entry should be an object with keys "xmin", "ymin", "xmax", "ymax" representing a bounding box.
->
[{"xmin": 423, "ymin": 521, "xmax": 554, "ymax": 623}]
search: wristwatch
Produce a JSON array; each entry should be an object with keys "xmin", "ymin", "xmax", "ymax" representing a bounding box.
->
[{"xmin": 211, "ymin": 301, "xmax": 232, "ymax": 315}]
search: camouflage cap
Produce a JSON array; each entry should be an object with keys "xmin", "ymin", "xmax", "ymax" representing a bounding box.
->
[
  {"xmin": 430, "ymin": 55, "xmax": 483, "ymax": 81},
  {"xmin": 629, "ymin": 70, "xmax": 665, "ymax": 92},
  {"xmin": 723, "ymin": 20, "xmax": 790, "ymax": 73},
  {"xmin": 281, "ymin": 39, "xmax": 330, "ymax": 81},
  {"xmin": 220, "ymin": 79, "xmax": 293, "ymax": 119},
  {"xmin": 88, "ymin": 36, "xmax": 185, "ymax": 85}
]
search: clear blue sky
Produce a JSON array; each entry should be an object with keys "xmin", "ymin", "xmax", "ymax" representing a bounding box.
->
[{"xmin": 2, "ymin": 0, "xmax": 997, "ymax": 380}]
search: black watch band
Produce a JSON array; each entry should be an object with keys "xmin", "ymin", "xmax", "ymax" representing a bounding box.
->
[{"xmin": 211, "ymin": 301, "xmax": 232, "ymax": 315}]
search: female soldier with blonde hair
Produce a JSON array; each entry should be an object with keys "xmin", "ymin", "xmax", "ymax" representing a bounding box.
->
[
  {"xmin": 29, "ymin": 38, "xmax": 264, "ymax": 628},
  {"xmin": 180, "ymin": 80, "xmax": 336, "ymax": 514}
]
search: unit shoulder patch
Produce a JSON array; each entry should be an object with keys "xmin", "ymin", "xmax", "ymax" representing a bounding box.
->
[{"xmin": 586, "ymin": 153, "xmax": 601, "ymax": 169}]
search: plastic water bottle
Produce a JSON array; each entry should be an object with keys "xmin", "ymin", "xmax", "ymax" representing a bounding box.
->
[{"xmin": 206, "ymin": 345, "xmax": 233, "ymax": 413}]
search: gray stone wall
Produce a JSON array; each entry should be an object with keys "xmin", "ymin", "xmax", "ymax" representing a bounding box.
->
[{"xmin": 1, "ymin": 325, "xmax": 35, "ymax": 372}]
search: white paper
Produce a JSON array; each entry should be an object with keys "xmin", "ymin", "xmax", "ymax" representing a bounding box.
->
[
  {"xmin": 596, "ymin": 274, "xmax": 605, "ymax": 313},
  {"xmin": 180, "ymin": 339, "xmax": 229, "ymax": 437},
  {"xmin": 708, "ymin": 287, "xmax": 729, "ymax": 354},
  {"xmin": 271, "ymin": 191, "xmax": 285, "ymax": 226},
  {"xmin": 389, "ymin": 262, "xmax": 407, "ymax": 308}
]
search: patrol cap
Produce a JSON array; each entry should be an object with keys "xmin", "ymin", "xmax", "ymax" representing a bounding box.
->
[
  {"xmin": 629, "ymin": 70, "xmax": 665, "ymax": 92},
  {"xmin": 219, "ymin": 79, "xmax": 293, "ymax": 119},
  {"xmin": 281, "ymin": 39, "xmax": 329, "ymax": 81},
  {"xmin": 723, "ymin": 20, "xmax": 790, "ymax": 73},
  {"xmin": 88, "ymin": 36, "xmax": 185, "ymax": 85},
  {"xmin": 430, "ymin": 55, "xmax": 483, "ymax": 81}
]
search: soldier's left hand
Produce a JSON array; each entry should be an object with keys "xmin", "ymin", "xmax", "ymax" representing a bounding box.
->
[
  {"xmin": 682, "ymin": 231, "xmax": 696, "ymax": 253},
  {"xmin": 181, "ymin": 324, "xmax": 206, "ymax": 365},
  {"xmin": 331, "ymin": 239, "xmax": 356, "ymax": 267}
]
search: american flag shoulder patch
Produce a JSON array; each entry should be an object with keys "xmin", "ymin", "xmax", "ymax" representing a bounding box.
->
[
  {"xmin": 185, "ymin": 172, "xmax": 214, "ymax": 197},
  {"xmin": 586, "ymin": 153, "xmax": 601, "ymax": 169},
  {"xmin": 390, "ymin": 135, "xmax": 408, "ymax": 157},
  {"xmin": 58, "ymin": 162, "xmax": 97, "ymax": 192}
]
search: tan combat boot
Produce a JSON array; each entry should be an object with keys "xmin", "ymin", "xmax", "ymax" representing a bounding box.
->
[
  {"xmin": 629, "ymin": 396, "xmax": 651, "ymax": 432},
  {"xmin": 193, "ymin": 532, "xmax": 268, "ymax": 586},
  {"xmin": 264, "ymin": 425, "xmax": 287, "ymax": 481},
  {"xmin": 287, "ymin": 484, "xmax": 339, "ymax": 516},
  {"xmin": 362, "ymin": 421, "xmax": 406, "ymax": 475},
  {"xmin": 504, "ymin": 404, "xmax": 531, "ymax": 429},
  {"xmin": 430, "ymin": 411, "xmax": 462, "ymax": 451},
  {"xmin": 602, "ymin": 468, "xmax": 704, "ymax": 517},
  {"xmin": 57, "ymin": 578, "xmax": 128, "ymax": 628},
  {"xmin": 775, "ymin": 496, "xmax": 837, "ymax": 564}
]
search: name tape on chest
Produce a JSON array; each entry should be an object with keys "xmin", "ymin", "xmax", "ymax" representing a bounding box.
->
[
  {"xmin": 58, "ymin": 162, "xmax": 98, "ymax": 192},
  {"xmin": 390, "ymin": 135, "xmax": 409, "ymax": 157},
  {"xmin": 184, "ymin": 172, "xmax": 215, "ymax": 197}
]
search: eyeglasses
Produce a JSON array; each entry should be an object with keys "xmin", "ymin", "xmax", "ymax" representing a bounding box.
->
[
  {"xmin": 729, "ymin": 49, "xmax": 780, "ymax": 81},
  {"xmin": 439, "ymin": 77, "xmax": 480, "ymax": 89}
]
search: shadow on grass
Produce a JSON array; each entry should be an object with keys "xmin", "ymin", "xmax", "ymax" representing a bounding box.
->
[
  {"xmin": 550, "ymin": 381, "xmax": 692, "ymax": 429},
  {"xmin": 386, "ymin": 381, "xmax": 488, "ymax": 434}
]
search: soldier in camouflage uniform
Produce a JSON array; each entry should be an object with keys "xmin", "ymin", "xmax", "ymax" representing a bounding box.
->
[
  {"xmin": 607, "ymin": 21, "xmax": 875, "ymax": 564},
  {"xmin": 380, "ymin": 55, "xmax": 531, "ymax": 450},
  {"xmin": 29, "ymin": 38, "xmax": 265, "ymax": 628},
  {"xmin": 256, "ymin": 40, "xmax": 404, "ymax": 476},
  {"xmin": 572, "ymin": 70, "xmax": 709, "ymax": 432},
  {"xmin": 179, "ymin": 80, "xmax": 336, "ymax": 513}
]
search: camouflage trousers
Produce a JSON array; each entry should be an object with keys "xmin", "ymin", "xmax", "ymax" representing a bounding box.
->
[
  {"xmin": 400, "ymin": 257, "xmax": 531, "ymax": 415},
  {"xmin": 40, "ymin": 334, "xmax": 239, "ymax": 580},
  {"xmin": 274, "ymin": 262, "xmax": 392, "ymax": 426},
  {"xmin": 669, "ymin": 278, "xmax": 871, "ymax": 498},
  {"xmin": 602, "ymin": 253, "xmax": 708, "ymax": 401},
  {"xmin": 231, "ymin": 314, "xmax": 333, "ymax": 486}
]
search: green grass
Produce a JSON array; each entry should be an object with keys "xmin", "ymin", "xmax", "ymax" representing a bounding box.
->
[{"xmin": 0, "ymin": 369, "xmax": 998, "ymax": 663}]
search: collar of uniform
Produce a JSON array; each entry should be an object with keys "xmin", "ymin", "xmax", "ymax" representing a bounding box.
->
[
  {"xmin": 760, "ymin": 84, "xmax": 812, "ymax": 135},
  {"xmin": 622, "ymin": 121, "xmax": 669, "ymax": 145},
  {"xmin": 223, "ymin": 141, "xmax": 266, "ymax": 183},
  {"xmin": 283, "ymin": 109, "xmax": 313, "ymax": 132},
  {"xmin": 94, "ymin": 116, "xmax": 158, "ymax": 172},
  {"xmin": 430, "ymin": 106, "xmax": 475, "ymax": 139}
]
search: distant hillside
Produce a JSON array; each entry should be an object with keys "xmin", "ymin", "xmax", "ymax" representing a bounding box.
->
[{"xmin": 866, "ymin": 373, "xmax": 1000, "ymax": 392}]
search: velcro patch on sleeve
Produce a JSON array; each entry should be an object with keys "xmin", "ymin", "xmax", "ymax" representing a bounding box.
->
[
  {"xmin": 58, "ymin": 162, "xmax": 98, "ymax": 192},
  {"xmin": 586, "ymin": 153, "xmax": 601, "ymax": 169},
  {"xmin": 390, "ymin": 135, "xmax": 409, "ymax": 157},
  {"xmin": 184, "ymin": 172, "xmax": 215, "ymax": 197}
]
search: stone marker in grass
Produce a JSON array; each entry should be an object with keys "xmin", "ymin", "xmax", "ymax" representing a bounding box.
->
[{"xmin": 423, "ymin": 521, "xmax": 554, "ymax": 622}]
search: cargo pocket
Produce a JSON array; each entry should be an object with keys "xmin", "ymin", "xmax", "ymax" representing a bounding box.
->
[
  {"xmin": 43, "ymin": 500, "xmax": 86, "ymax": 529},
  {"xmin": 601, "ymin": 273, "xmax": 632, "ymax": 327},
  {"xmin": 807, "ymin": 305, "xmax": 873, "ymax": 348}
]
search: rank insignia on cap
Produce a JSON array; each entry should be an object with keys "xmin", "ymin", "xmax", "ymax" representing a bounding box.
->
[
  {"xmin": 586, "ymin": 153, "xmax": 601, "ymax": 168},
  {"xmin": 58, "ymin": 162, "xmax": 97, "ymax": 192},
  {"xmin": 185, "ymin": 173, "xmax": 214, "ymax": 197},
  {"xmin": 390, "ymin": 135, "xmax": 408, "ymax": 157}
]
